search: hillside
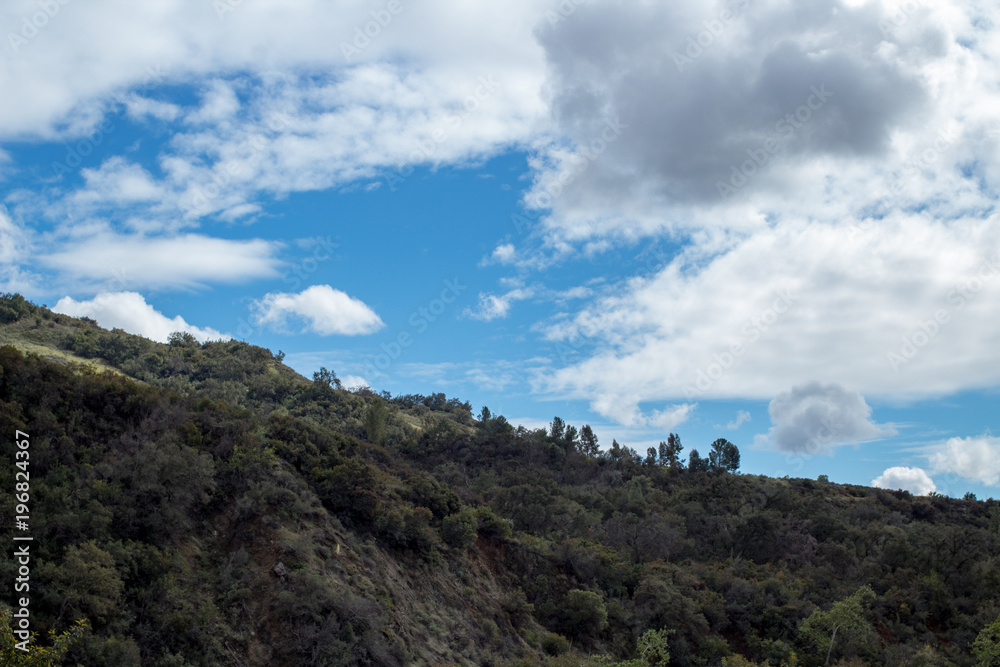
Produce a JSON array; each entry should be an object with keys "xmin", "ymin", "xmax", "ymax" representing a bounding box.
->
[{"xmin": 1, "ymin": 293, "xmax": 999, "ymax": 666}]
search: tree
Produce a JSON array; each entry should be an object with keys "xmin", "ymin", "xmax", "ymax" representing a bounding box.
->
[
  {"xmin": 363, "ymin": 397, "xmax": 389, "ymax": 445},
  {"xmin": 563, "ymin": 425, "xmax": 579, "ymax": 453},
  {"xmin": 168, "ymin": 331, "xmax": 198, "ymax": 347},
  {"xmin": 0, "ymin": 610, "xmax": 86, "ymax": 666},
  {"xmin": 646, "ymin": 447, "xmax": 658, "ymax": 466},
  {"xmin": 709, "ymin": 438, "xmax": 741, "ymax": 473},
  {"xmin": 579, "ymin": 425, "xmax": 600, "ymax": 457},
  {"xmin": 609, "ymin": 439, "xmax": 624, "ymax": 463},
  {"xmin": 441, "ymin": 511, "xmax": 477, "ymax": 550},
  {"xmin": 550, "ymin": 416, "xmax": 566, "ymax": 441},
  {"xmin": 479, "ymin": 405, "xmax": 492, "ymax": 423},
  {"xmin": 313, "ymin": 366, "xmax": 342, "ymax": 390},
  {"xmin": 554, "ymin": 589, "xmax": 608, "ymax": 639},
  {"xmin": 659, "ymin": 433, "xmax": 684, "ymax": 469},
  {"xmin": 688, "ymin": 448, "xmax": 709, "ymax": 472},
  {"xmin": 974, "ymin": 613, "xmax": 1000, "ymax": 666},
  {"xmin": 799, "ymin": 585, "xmax": 878, "ymax": 664}
]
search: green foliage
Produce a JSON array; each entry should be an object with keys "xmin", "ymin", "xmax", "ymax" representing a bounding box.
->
[
  {"xmin": 0, "ymin": 610, "xmax": 86, "ymax": 666},
  {"xmin": 799, "ymin": 586, "xmax": 878, "ymax": 664},
  {"xmin": 687, "ymin": 448, "xmax": 709, "ymax": 472},
  {"xmin": 659, "ymin": 433, "xmax": 683, "ymax": 470},
  {"xmin": 39, "ymin": 541, "xmax": 123, "ymax": 626},
  {"xmin": 579, "ymin": 424, "xmax": 600, "ymax": 457},
  {"xmin": 3, "ymin": 300, "xmax": 1000, "ymax": 666},
  {"xmin": 363, "ymin": 396, "xmax": 389, "ymax": 444},
  {"xmin": 542, "ymin": 632, "xmax": 571, "ymax": 656},
  {"xmin": 708, "ymin": 438, "xmax": 740, "ymax": 473},
  {"xmin": 552, "ymin": 590, "xmax": 609, "ymax": 640},
  {"xmin": 441, "ymin": 511, "xmax": 478, "ymax": 550},
  {"xmin": 974, "ymin": 613, "xmax": 1000, "ymax": 666},
  {"xmin": 0, "ymin": 293, "xmax": 39, "ymax": 324}
]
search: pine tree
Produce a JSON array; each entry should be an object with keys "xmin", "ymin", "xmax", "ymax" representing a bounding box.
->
[{"xmin": 579, "ymin": 424, "xmax": 599, "ymax": 457}]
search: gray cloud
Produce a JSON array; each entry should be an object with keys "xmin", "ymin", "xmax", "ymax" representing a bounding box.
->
[
  {"xmin": 764, "ymin": 382, "xmax": 895, "ymax": 453},
  {"xmin": 533, "ymin": 0, "xmax": 929, "ymax": 207}
]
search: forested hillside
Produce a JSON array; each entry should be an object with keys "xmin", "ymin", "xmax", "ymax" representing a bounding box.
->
[{"xmin": 1, "ymin": 294, "xmax": 999, "ymax": 666}]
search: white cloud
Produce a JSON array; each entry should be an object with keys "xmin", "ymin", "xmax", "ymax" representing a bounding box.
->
[
  {"xmin": 872, "ymin": 466, "xmax": 936, "ymax": 495},
  {"xmin": 648, "ymin": 403, "xmax": 696, "ymax": 431},
  {"xmin": 759, "ymin": 383, "xmax": 896, "ymax": 454},
  {"xmin": 0, "ymin": 1, "xmax": 549, "ymax": 233},
  {"xmin": 0, "ymin": 207, "xmax": 26, "ymax": 265},
  {"xmin": 540, "ymin": 216, "xmax": 1000, "ymax": 410},
  {"xmin": 484, "ymin": 243, "xmax": 516, "ymax": 265},
  {"xmin": 252, "ymin": 284, "xmax": 384, "ymax": 336},
  {"xmin": 124, "ymin": 95, "xmax": 182, "ymax": 122},
  {"xmin": 0, "ymin": 207, "xmax": 34, "ymax": 292},
  {"xmin": 727, "ymin": 410, "xmax": 752, "ymax": 430},
  {"xmin": 465, "ymin": 288, "xmax": 533, "ymax": 321},
  {"xmin": 187, "ymin": 80, "xmax": 240, "ymax": 125},
  {"xmin": 340, "ymin": 374, "xmax": 370, "ymax": 390},
  {"xmin": 39, "ymin": 233, "xmax": 281, "ymax": 290},
  {"xmin": 74, "ymin": 157, "xmax": 165, "ymax": 204},
  {"xmin": 53, "ymin": 291, "xmax": 226, "ymax": 343},
  {"xmin": 0, "ymin": 1, "xmax": 550, "ymax": 141},
  {"xmin": 928, "ymin": 435, "xmax": 1000, "ymax": 486}
]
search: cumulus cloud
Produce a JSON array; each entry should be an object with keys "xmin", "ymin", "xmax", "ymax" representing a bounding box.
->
[
  {"xmin": 53, "ymin": 292, "xmax": 226, "ymax": 343},
  {"xmin": 872, "ymin": 466, "xmax": 937, "ymax": 495},
  {"xmin": 252, "ymin": 284, "xmax": 384, "ymax": 336},
  {"xmin": 39, "ymin": 233, "xmax": 281, "ymax": 290},
  {"xmin": 759, "ymin": 383, "xmax": 895, "ymax": 454},
  {"xmin": 540, "ymin": 217, "xmax": 1000, "ymax": 411},
  {"xmin": 928, "ymin": 435, "xmax": 1000, "ymax": 486},
  {"xmin": 525, "ymin": 0, "xmax": 997, "ymax": 240}
]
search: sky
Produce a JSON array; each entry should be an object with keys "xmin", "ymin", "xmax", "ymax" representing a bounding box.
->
[{"xmin": 2, "ymin": 0, "xmax": 999, "ymax": 498}]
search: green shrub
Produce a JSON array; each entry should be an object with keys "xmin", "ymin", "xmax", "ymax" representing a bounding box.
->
[{"xmin": 441, "ymin": 511, "xmax": 477, "ymax": 550}]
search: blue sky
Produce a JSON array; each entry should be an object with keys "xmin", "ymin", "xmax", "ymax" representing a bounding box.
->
[{"xmin": 2, "ymin": 0, "xmax": 999, "ymax": 498}]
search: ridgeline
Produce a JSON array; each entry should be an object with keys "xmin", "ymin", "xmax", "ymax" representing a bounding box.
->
[{"xmin": 1, "ymin": 294, "xmax": 998, "ymax": 666}]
